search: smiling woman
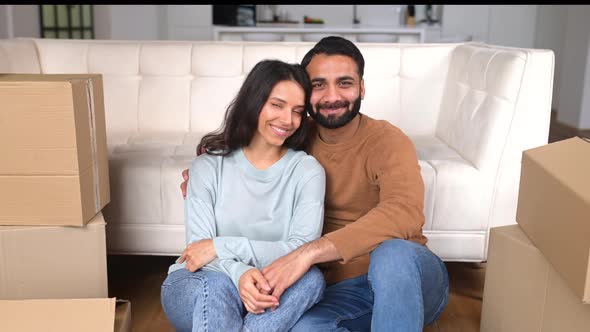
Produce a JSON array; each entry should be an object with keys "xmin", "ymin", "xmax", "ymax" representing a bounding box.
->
[{"xmin": 160, "ymin": 59, "xmax": 327, "ymax": 332}]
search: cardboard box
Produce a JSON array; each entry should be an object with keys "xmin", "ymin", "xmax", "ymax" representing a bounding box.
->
[
  {"xmin": 0, "ymin": 212, "xmax": 108, "ymax": 300},
  {"xmin": 0, "ymin": 74, "xmax": 110, "ymax": 226},
  {"xmin": 114, "ymin": 300, "xmax": 133, "ymax": 332},
  {"xmin": 0, "ymin": 298, "xmax": 131, "ymax": 332},
  {"xmin": 481, "ymin": 225, "xmax": 590, "ymax": 332},
  {"xmin": 516, "ymin": 137, "xmax": 590, "ymax": 303}
]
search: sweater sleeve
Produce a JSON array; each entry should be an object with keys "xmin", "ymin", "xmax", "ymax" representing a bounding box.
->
[
  {"xmin": 184, "ymin": 156, "xmax": 255, "ymax": 289},
  {"xmin": 324, "ymin": 130, "xmax": 426, "ymax": 263},
  {"xmin": 213, "ymin": 163, "xmax": 325, "ymax": 270}
]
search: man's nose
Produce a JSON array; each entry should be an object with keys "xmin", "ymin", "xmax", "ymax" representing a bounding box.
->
[{"xmin": 323, "ymin": 84, "xmax": 341, "ymax": 103}]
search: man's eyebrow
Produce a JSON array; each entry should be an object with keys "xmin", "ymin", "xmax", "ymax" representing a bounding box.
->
[
  {"xmin": 310, "ymin": 77, "xmax": 326, "ymax": 82},
  {"xmin": 337, "ymin": 76, "xmax": 355, "ymax": 81}
]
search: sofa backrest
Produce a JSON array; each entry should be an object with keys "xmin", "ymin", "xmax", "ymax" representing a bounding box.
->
[
  {"xmin": 0, "ymin": 39, "xmax": 554, "ymax": 179},
  {"xmin": 0, "ymin": 38, "xmax": 457, "ymax": 139}
]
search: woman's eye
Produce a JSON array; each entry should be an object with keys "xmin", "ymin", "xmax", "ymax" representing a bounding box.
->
[{"xmin": 271, "ymin": 103, "xmax": 281, "ymax": 108}]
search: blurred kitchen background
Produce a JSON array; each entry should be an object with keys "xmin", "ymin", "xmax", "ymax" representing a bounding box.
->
[{"xmin": 2, "ymin": 5, "xmax": 590, "ymax": 136}]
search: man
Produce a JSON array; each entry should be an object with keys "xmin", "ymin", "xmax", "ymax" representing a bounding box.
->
[{"xmin": 181, "ymin": 36, "xmax": 449, "ymax": 331}]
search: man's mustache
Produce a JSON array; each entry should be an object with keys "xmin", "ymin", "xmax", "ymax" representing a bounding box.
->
[{"xmin": 317, "ymin": 101, "xmax": 350, "ymax": 110}]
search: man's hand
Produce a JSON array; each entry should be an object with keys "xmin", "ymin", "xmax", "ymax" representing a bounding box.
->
[
  {"xmin": 262, "ymin": 237, "xmax": 341, "ymax": 301},
  {"xmin": 238, "ymin": 268, "xmax": 279, "ymax": 314},
  {"xmin": 177, "ymin": 239, "xmax": 216, "ymax": 272},
  {"xmin": 180, "ymin": 168, "xmax": 189, "ymax": 199},
  {"xmin": 261, "ymin": 249, "xmax": 313, "ymax": 303}
]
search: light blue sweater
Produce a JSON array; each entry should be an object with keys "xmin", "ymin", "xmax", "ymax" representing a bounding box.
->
[{"xmin": 168, "ymin": 147, "xmax": 326, "ymax": 288}]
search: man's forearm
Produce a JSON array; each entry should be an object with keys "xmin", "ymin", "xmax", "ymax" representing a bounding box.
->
[{"xmin": 298, "ymin": 236, "xmax": 341, "ymax": 265}]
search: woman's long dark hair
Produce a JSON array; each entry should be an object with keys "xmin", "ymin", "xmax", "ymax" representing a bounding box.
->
[{"xmin": 197, "ymin": 60, "xmax": 312, "ymax": 156}]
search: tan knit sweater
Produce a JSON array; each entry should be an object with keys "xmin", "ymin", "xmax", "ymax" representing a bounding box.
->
[{"xmin": 307, "ymin": 114, "xmax": 427, "ymax": 285}]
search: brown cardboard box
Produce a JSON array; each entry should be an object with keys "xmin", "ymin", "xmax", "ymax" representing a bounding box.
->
[
  {"xmin": 0, "ymin": 298, "xmax": 132, "ymax": 332},
  {"xmin": 0, "ymin": 212, "xmax": 108, "ymax": 300},
  {"xmin": 0, "ymin": 74, "xmax": 110, "ymax": 226},
  {"xmin": 481, "ymin": 225, "xmax": 590, "ymax": 331},
  {"xmin": 516, "ymin": 137, "xmax": 590, "ymax": 303}
]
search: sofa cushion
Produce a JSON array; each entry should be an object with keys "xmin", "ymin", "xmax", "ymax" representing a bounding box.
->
[{"xmin": 412, "ymin": 135, "xmax": 491, "ymax": 232}]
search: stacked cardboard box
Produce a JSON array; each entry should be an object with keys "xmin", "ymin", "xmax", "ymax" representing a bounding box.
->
[
  {"xmin": 481, "ymin": 137, "xmax": 590, "ymax": 331},
  {"xmin": 0, "ymin": 74, "xmax": 130, "ymax": 331}
]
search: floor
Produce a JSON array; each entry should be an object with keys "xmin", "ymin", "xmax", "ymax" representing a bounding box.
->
[{"xmin": 107, "ymin": 255, "xmax": 486, "ymax": 332}]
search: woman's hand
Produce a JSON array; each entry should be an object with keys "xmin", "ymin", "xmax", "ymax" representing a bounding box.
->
[
  {"xmin": 238, "ymin": 268, "xmax": 279, "ymax": 314},
  {"xmin": 177, "ymin": 239, "xmax": 216, "ymax": 272},
  {"xmin": 180, "ymin": 168, "xmax": 189, "ymax": 199}
]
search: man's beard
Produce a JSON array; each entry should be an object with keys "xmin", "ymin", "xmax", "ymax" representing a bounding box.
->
[{"xmin": 310, "ymin": 96, "xmax": 362, "ymax": 129}]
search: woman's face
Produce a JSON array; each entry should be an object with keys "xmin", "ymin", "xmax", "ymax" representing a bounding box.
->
[{"xmin": 254, "ymin": 80, "xmax": 305, "ymax": 148}]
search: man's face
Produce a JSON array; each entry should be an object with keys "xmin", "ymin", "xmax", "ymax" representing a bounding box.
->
[{"xmin": 305, "ymin": 54, "xmax": 365, "ymax": 129}]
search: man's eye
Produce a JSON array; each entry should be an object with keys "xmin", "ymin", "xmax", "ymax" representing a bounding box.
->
[
  {"xmin": 312, "ymin": 82, "xmax": 323, "ymax": 89},
  {"xmin": 340, "ymin": 81, "xmax": 353, "ymax": 87}
]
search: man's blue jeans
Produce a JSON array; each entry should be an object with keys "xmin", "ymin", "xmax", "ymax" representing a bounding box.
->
[
  {"xmin": 290, "ymin": 239, "xmax": 449, "ymax": 332},
  {"xmin": 161, "ymin": 266, "xmax": 325, "ymax": 332}
]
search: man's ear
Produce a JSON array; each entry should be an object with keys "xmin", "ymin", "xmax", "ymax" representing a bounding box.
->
[{"xmin": 360, "ymin": 79, "xmax": 365, "ymax": 100}]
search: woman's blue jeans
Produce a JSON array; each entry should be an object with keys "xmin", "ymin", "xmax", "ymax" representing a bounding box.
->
[
  {"xmin": 290, "ymin": 239, "xmax": 449, "ymax": 332},
  {"xmin": 161, "ymin": 266, "xmax": 325, "ymax": 332}
]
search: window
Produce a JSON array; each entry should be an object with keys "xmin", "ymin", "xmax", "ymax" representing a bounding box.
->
[{"xmin": 39, "ymin": 5, "xmax": 94, "ymax": 39}]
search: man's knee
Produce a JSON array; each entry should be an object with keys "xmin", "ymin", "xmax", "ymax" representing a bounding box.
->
[
  {"xmin": 371, "ymin": 239, "xmax": 420, "ymax": 264},
  {"xmin": 369, "ymin": 239, "xmax": 421, "ymax": 284}
]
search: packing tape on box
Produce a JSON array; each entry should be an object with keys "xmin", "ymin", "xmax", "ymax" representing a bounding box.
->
[{"xmin": 86, "ymin": 78, "xmax": 102, "ymax": 213}]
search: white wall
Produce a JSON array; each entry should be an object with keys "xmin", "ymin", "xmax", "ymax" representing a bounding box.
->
[
  {"xmin": 534, "ymin": 5, "xmax": 567, "ymax": 111},
  {"xmin": 109, "ymin": 5, "xmax": 160, "ymax": 40},
  {"xmin": 12, "ymin": 5, "xmax": 39, "ymax": 38},
  {"xmin": 93, "ymin": 5, "xmax": 111, "ymax": 40},
  {"xmin": 441, "ymin": 5, "xmax": 538, "ymax": 47},
  {"xmin": 166, "ymin": 5, "xmax": 211, "ymax": 41},
  {"xmin": 442, "ymin": 5, "xmax": 491, "ymax": 42},
  {"xmin": 557, "ymin": 6, "xmax": 590, "ymax": 128},
  {"xmin": 488, "ymin": 6, "xmax": 537, "ymax": 48},
  {"xmin": 0, "ymin": 5, "xmax": 13, "ymax": 38},
  {"xmin": 580, "ymin": 31, "xmax": 590, "ymax": 129}
]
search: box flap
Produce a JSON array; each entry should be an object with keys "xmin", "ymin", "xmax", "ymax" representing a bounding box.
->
[
  {"xmin": 0, "ymin": 298, "xmax": 116, "ymax": 332},
  {"xmin": 115, "ymin": 300, "xmax": 132, "ymax": 332}
]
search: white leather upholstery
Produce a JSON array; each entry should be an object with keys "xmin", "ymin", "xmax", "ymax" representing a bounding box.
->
[{"xmin": 0, "ymin": 38, "xmax": 555, "ymax": 261}]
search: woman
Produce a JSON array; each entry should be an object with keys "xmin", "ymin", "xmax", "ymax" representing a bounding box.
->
[{"xmin": 161, "ymin": 60, "xmax": 326, "ymax": 332}]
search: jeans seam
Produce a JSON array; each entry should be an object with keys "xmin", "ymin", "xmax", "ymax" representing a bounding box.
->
[{"xmin": 201, "ymin": 275, "xmax": 209, "ymax": 332}]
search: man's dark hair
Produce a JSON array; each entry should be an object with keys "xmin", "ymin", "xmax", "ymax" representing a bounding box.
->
[
  {"xmin": 301, "ymin": 36, "xmax": 365, "ymax": 78},
  {"xmin": 197, "ymin": 60, "xmax": 312, "ymax": 156}
]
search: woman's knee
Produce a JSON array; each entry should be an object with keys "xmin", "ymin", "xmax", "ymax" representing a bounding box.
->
[{"xmin": 299, "ymin": 266, "xmax": 326, "ymax": 300}]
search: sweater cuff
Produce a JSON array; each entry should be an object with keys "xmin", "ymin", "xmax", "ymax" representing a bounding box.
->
[
  {"xmin": 213, "ymin": 237, "xmax": 236, "ymax": 261},
  {"xmin": 324, "ymin": 230, "xmax": 357, "ymax": 264},
  {"xmin": 229, "ymin": 262, "xmax": 254, "ymax": 290}
]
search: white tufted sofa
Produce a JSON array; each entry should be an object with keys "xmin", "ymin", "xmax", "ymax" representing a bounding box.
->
[{"xmin": 0, "ymin": 38, "xmax": 554, "ymax": 262}]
